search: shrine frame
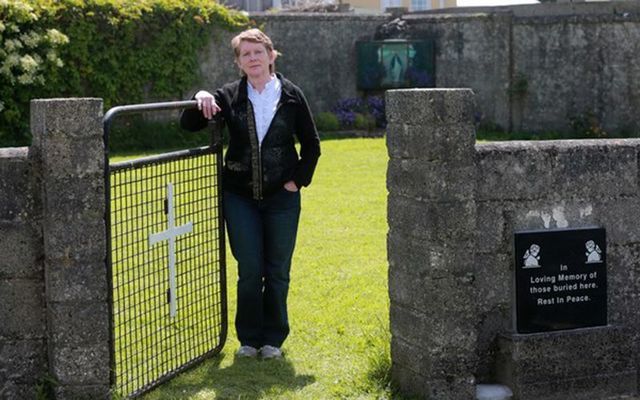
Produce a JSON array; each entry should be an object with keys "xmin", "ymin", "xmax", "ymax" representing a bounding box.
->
[{"xmin": 103, "ymin": 102, "xmax": 227, "ymax": 398}]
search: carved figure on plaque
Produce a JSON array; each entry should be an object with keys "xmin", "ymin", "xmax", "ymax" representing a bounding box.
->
[
  {"xmin": 585, "ymin": 240, "xmax": 603, "ymax": 264},
  {"xmin": 523, "ymin": 244, "xmax": 541, "ymax": 268}
]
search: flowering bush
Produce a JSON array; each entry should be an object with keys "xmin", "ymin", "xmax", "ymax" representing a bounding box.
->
[
  {"xmin": 0, "ymin": 0, "xmax": 68, "ymax": 144},
  {"xmin": 404, "ymin": 66, "xmax": 434, "ymax": 88},
  {"xmin": 366, "ymin": 96, "xmax": 386, "ymax": 128},
  {"xmin": 332, "ymin": 96, "xmax": 386, "ymax": 129},
  {"xmin": 0, "ymin": 26, "xmax": 67, "ymax": 85},
  {"xmin": 332, "ymin": 97, "xmax": 363, "ymax": 127},
  {"xmin": 0, "ymin": 0, "xmax": 248, "ymax": 146}
]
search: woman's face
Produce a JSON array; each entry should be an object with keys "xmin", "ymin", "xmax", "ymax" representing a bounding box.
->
[{"xmin": 236, "ymin": 40, "xmax": 275, "ymax": 80}]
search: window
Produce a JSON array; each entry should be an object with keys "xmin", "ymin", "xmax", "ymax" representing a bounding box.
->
[
  {"xmin": 411, "ymin": 0, "xmax": 431, "ymax": 11},
  {"xmin": 246, "ymin": 0, "xmax": 263, "ymax": 11},
  {"xmin": 381, "ymin": 0, "xmax": 402, "ymax": 11}
]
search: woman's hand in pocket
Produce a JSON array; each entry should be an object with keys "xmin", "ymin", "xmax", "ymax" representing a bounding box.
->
[{"xmin": 284, "ymin": 181, "xmax": 298, "ymax": 192}]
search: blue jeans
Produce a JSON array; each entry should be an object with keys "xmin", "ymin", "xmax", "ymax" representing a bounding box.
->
[{"xmin": 223, "ymin": 189, "xmax": 301, "ymax": 348}]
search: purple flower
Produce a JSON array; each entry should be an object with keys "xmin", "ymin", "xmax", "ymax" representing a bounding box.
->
[
  {"xmin": 332, "ymin": 96, "xmax": 387, "ymax": 129},
  {"xmin": 333, "ymin": 98, "xmax": 364, "ymax": 127},
  {"xmin": 367, "ymin": 96, "xmax": 387, "ymax": 128},
  {"xmin": 405, "ymin": 67, "xmax": 434, "ymax": 87}
]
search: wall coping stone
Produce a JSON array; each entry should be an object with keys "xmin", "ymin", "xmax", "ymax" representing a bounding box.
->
[
  {"xmin": 251, "ymin": 12, "xmax": 388, "ymax": 21},
  {"xmin": 476, "ymin": 138, "xmax": 640, "ymax": 152},
  {"xmin": 420, "ymin": 1, "xmax": 640, "ymax": 18},
  {"xmin": 0, "ymin": 147, "xmax": 29, "ymax": 160}
]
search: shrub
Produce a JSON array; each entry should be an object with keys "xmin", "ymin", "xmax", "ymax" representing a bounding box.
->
[
  {"xmin": 315, "ymin": 111, "xmax": 339, "ymax": 131},
  {"xmin": 333, "ymin": 97, "xmax": 363, "ymax": 128},
  {"xmin": 0, "ymin": 0, "xmax": 248, "ymax": 147},
  {"xmin": 108, "ymin": 116, "xmax": 212, "ymax": 153},
  {"xmin": 353, "ymin": 112, "xmax": 375, "ymax": 130},
  {"xmin": 0, "ymin": 0, "xmax": 69, "ymax": 146},
  {"xmin": 569, "ymin": 111, "xmax": 607, "ymax": 139},
  {"xmin": 332, "ymin": 95, "xmax": 386, "ymax": 130},
  {"xmin": 366, "ymin": 96, "xmax": 386, "ymax": 128}
]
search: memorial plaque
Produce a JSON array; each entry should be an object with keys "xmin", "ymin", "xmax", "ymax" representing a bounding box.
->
[
  {"xmin": 514, "ymin": 227, "xmax": 607, "ymax": 333},
  {"xmin": 356, "ymin": 40, "xmax": 435, "ymax": 90}
]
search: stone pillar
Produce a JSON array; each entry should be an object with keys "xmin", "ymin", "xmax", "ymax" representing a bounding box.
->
[
  {"xmin": 386, "ymin": 89, "xmax": 478, "ymax": 399},
  {"xmin": 31, "ymin": 99, "xmax": 110, "ymax": 398}
]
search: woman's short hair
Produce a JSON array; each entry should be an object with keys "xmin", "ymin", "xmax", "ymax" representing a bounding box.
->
[
  {"xmin": 231, "ymin": 28, "xmax": 279, "ymax": 74},
  {"xmin": 231, "ymin": 29, "xmax": 274, "ymax": 57}
]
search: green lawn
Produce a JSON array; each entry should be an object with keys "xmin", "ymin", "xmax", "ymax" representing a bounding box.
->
[{"xmin": 113, "ymin": 137, "xmax": 396, "ymax": 399}]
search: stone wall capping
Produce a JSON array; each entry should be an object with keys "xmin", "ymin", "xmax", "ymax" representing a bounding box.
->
[
  {"xmin": 0, "ymin": 147, "xmax": 29, "ymax": 159},
  {"xmin": 476, "ymin": 138, "xmax": 640, "ymax": 152}
]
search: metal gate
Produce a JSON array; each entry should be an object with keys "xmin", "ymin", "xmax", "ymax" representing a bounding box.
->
[{"xmin": 103, "ymin": 101, "xmax": 227, "ymax": 398}]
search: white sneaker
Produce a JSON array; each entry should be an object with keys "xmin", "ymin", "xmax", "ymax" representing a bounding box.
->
[
  {"xmin": 236, "ymin": 345, "xmax": 258, "ymax": 358},
  {"xmin": 260, "ymin": 345, "xmax": 283, "ymax": 359}
]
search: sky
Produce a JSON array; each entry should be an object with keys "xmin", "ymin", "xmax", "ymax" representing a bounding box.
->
[{"xmin": 457, "ymin": 0, "xmax": 538, "ymax": 6}]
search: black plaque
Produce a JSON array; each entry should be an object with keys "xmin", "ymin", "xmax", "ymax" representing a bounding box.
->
[{"xmin": 514, "ymin": 227, "xmax": 607, "ymax": 333}]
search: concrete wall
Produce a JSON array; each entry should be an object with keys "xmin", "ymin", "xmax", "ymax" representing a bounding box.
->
[
  {"xmin": 511, "ymin": 13, "xmax": 640, "ymax": 133},
  {"xmin": 191, "ymin": 14, "xmax": 387, "ymax": 115},
  {"xmin": 473, "ymin": 138, "xmax": 640, "ymax": 387},
  {"xmin": 408, "ymin": 7, "xmax": 640, "ymax": 134},
  {"xmin": 0, "ymin": 147, "xmax": 46, "ymax": 398},
  {"xmin": 386, "ymin": 88, "xmax": 639, "ymax": 399},
  {"xmin": 191, "ymin": 1, "xmax": 640, "ymax": 134},
  {"xmin": 235, "ymin": 12, "xmax": 512, "ymax": 128},
  {"xmin": 0, "ymin": 99, "xmax": 110, "ymax": 399},
  {"xmin": 407, "ymin": 13, "xmax": 512, "ymax": 131}
]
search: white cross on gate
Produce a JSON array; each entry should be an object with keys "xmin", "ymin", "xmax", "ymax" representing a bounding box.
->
[{"xmin": 149, "ymin": 183, "xmax": 193, "ymax": 319}]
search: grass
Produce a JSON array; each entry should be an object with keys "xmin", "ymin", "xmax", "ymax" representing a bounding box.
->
[{"xmin": 110, "ymin": 137, "xmax": 398, "ymax": 399}]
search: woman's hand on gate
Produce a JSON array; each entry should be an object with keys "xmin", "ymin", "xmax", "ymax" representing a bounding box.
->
[{"xmin": 195, "ymin": 90, "xmax": 221, "ymax": 120}]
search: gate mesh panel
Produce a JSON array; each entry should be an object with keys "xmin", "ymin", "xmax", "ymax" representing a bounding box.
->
[{"xmin": 109, "ymin": 148, "xmax": 225, "ymax": 397}]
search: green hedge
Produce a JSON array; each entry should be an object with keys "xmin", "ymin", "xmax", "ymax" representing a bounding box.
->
[{"xmin": 0, "ymin": 0, "xmax": 247, "ymax": 146}]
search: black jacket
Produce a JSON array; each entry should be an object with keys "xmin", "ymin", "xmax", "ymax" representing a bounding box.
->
[{"xmin": 181, "ymin": 73, "xmax": 321, "ymax": 200}]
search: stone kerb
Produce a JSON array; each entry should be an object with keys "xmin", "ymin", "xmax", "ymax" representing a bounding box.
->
[
  {"xmin": 30, "ymin": 98, "xmax": 110, "ymax": 398},
  {"xmin": 386, "ymin": 89, "xmax": 478, "ymax": 399}
]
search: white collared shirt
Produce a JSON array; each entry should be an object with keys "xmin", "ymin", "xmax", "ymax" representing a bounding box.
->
[{"xmin": 248, "ymin": 75, "xmax": 281, "ymax": 146}]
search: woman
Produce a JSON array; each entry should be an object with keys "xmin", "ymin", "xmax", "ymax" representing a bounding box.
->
[{"xmin": 181, "ymin": 28, "xmax": 321, "ymax": 359}]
